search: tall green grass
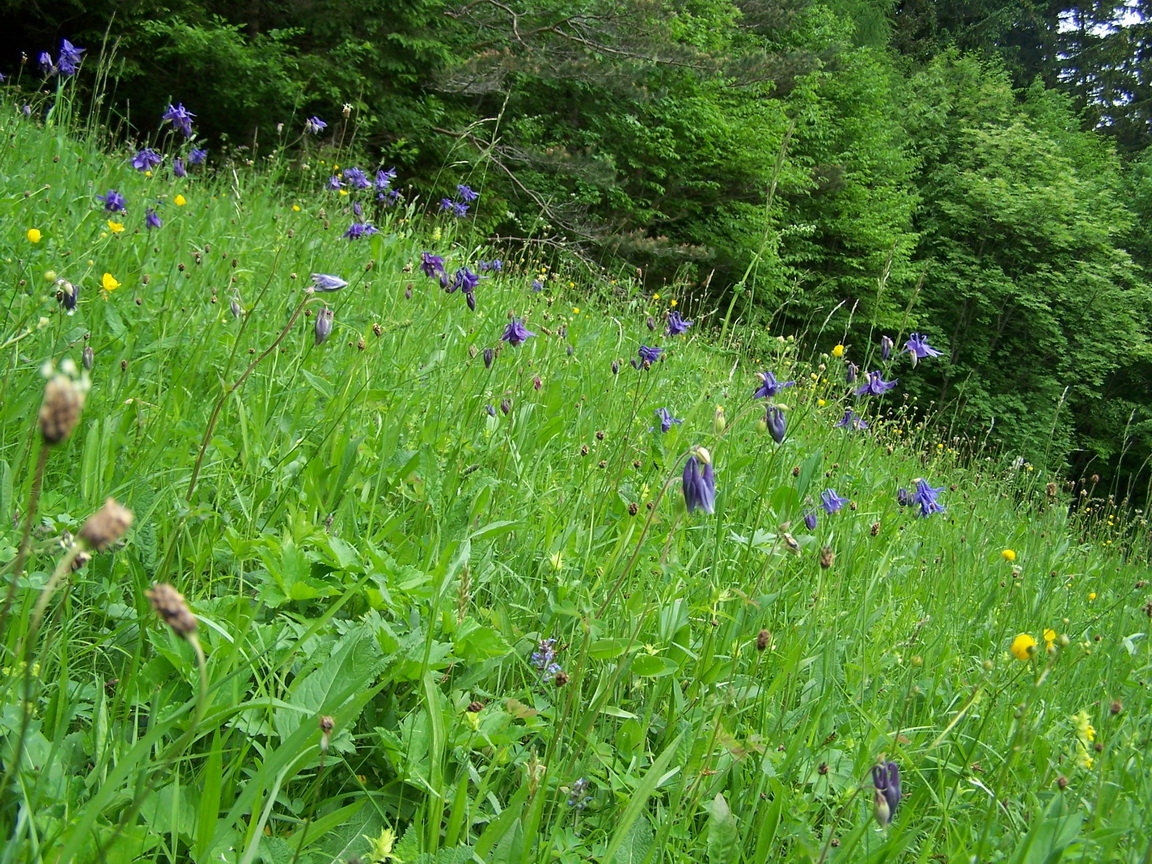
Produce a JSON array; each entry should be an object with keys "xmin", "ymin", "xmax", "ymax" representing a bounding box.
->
[{"xmin": 1, "ymin": 87, "xmax": 1151, "ymax": 864}]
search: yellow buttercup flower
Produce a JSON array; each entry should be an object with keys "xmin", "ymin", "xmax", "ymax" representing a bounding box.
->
[
  {"xmin": 1001, "ymin": 549, "xmax": 1016, "ymax": 562},
  {"xmin": 831, "ymin": 344, "xmax": 845, "ymax": 358},
  {"xmin": 670, "ymin": 299, "xmax": 677, "ymax": 307},
  {"xmin": 292, "ymin": 204, "xmax": 301, "ymax": 212},
  {"xmin": 1088, "ymin": 591, "xmax": 1097, "ymax": 601},
  {"xmin": 102, "ymin": 273, "xmax": 121, "ymax": 292},
  {"xmin": 174, "ymin": 194, "xmax": 187, "ymax": 206},
  {"xmin": 1043, "ymin": 628, "xmax": 1056, "ymax": 646},
  {"xmin": 26, "ymin": 228, "xmax": 42, "ymax": 243},
  {"xmin": 107, "ymin": 220, "xmax": 124, "ymax": 233},
  {"xmin": 1010, "ymin": 633, "xmax": 1037, "ymax": 661}
]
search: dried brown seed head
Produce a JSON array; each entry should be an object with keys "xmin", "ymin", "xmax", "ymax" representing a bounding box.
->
[
  {"xmin": 39, "ymin": 375, "xmax": 84, "ymax": 445},
  {"xmin": 146, "ymin": 582, "xmax": 197, "ymax": 638},
  {"xmin": 79, "ymin": 498, "xmax": 133, "ymax": 551},
  {"xmin": 756, "ymin": 629, "xmax": 770, "ymax": 651}
]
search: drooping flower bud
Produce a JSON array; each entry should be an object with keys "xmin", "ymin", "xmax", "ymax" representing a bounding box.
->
[
  {"xmin": 314, "ymin": 307, "xmax": 333, "ymax": 345},
  {"xmin": 765, "ymin": 406, "xmax": 786, "ymax": 444}
]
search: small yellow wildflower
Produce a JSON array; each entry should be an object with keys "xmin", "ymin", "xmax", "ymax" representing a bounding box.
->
[
  {"xmin": 102, "ymin": 273, "xmax": 121, "ymax": 292},
  {"xmin": 107, "ymin": 220, "xmax": 124, "ymax": 233},
  {"xmin": 1088, "ymin": 591, "xmax": 1097, "ymax": 601},
  {"xmin": 26, "ymin": 228, "xmax": 41, "ymax": 243},
  {"xmin": 174, "ymin": 194, "xmax": 187, "ymax": 206},
  {"xmin": 831, "ymin": 344, "xmax": 845, "ymax": 358},
  {"xmin": 1001, "ymin": 549, "xmax": 1016, "ymax": 562},
  {"xmin": 1074, "ymin": 710, "xmax": 1096, "ymax": 743},
  {"xmin": 339, "ymin": 189, "xmax": 349, "ymax": 196},
  {"xmin": 572, "ymin": 307, "xmax": 580, "ymax": 314},
  {"xmin": 292, "ymin": 204, "xmax": 301, "ymax": 212},
  {"xmin": 817, "ymin": 398, "xmax": 826, "ymax": 407},
  {"xmin": 653, "ymin": 293, "xmax": 660, "ymax": 300},
  {"xmin": 670, "ymin": 299, "xmax": 677, "ymax": 307},
  {"xmin": 1043, "ymin": 628, "xmax": 1057, "ymax": 646},
  {"xmin": 1010, "ymin": 633, "xmax": 1037, "ymax": 661}
]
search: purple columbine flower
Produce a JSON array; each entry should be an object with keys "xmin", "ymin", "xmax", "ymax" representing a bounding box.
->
[
  {"xmin": 653, "ymin": 407, "xmax": 682, "ymax": 433},
  {"xmin": 906, "ymin": 333, "xmax": 942, "ymax": 366},
  {"xmin": 835, "ymin": 408, "xmax": 868, "ymax": 431},
  {"xmin": 327, "ymin": 175, "xmax": 343, "ymax": 191},
  {"xmin": 314, "ymin": 307, "xmax": 334, "ymax": 345},
  {"xmin": 144, "ymin": 207, "xmax": 163, "ymax": 230},
  {"xmin": 483, "ymin": 348, "xmax": 494, "ymax": 368},
  {"xmin": 344, "ymin": 167, "xmax": 371, "ymax": 190},
  {"xmin": 352, "ymin": 200, "xmax": 363, "ymax": 218},
  {"xmin": 820, "ymin": 489, "xmax": 848, "ymax": 514},
  {"xmin": 872, "ymin": 761, "xmax": 900, "ymax": 827},
  {"xmin": 439, "ymin": 198, "xmax": 453, "ymax": 212},
  {"xmin": 172, "ymin": 157, "xmax": 186, "ymax": 178},
  {"xmin": 457, "ymin": 184, "xmax": 479, "ymax": 202},
  {"xmin": 305, "ymin": 116, "xmax": 327, "ymax": 134},
  {"xmin": 343, "ymin": 222, "xmax": 379, "ymax": 240},
  {"xmin": 452, "ymin": 201, "xmax": 470, "ymax": 218},
  {"xmin": 56, "ymin": 279, "xmax": 78, "ymax": 313},
  {"xmin": 856, "ymin": 371, "xmax": 898, "ymax": 397},
  {"xmin": 131, "ymin": 148, "xmax": 162, "ymax": 171},
  {"xmin": 161, "ymin": 102, "xmax": 195, "ymax": 137},
  {"xmin": 187, "ymin": 147, "xmax": 208, "ymax": 165},
  {"xmin": 38, "ymin": 51, "xmax": 54, "ymax": 74},
  {"xmin": 632, "ymin": 345, "xmax": 663, "ymax": 369},
  {"xmin": 454, "ymin": 267, "xmax": 481, "ymax": 294},
  {"xmin": 846, "ymin": 362, "xmax": 859, "ymax": 384},
  {"xmin": 753, "ymin": 370, "xmax": 795, "ymax": 399},
  {"xmin": 803, "ymin": 509, "xmax": 818, "ymax": 531},
  {"xmin": 486, "ymin": 404, "xmax": 497, "ymax": 417},
  {"xmin": 96, "ymin": 189, "xmax": 127, "ymax": 212},
  {"xmin": 379, "ymin": 189, "xmax": 401, "ymax": 205},
  {"xmin": 531, "ymin": 279, "xmax": 544, "ymax": 292},
  {"xmin": 682, "ymin": 447, "xmax": 716, "ymax": 514},
  {"xmin": 502, "ymin": 318, "xmax": 535, "ymax": 346},
  {"xmin": 667, "ymin": 310, "xmax": 693, "ymax": 336},
  {"xmin": 57, "ymin": 39, "xmax": 84, "ymax": 75},
  {"xmin": 880, "ymin": 335, "xmax": 894, "ymax": 362},
  {"xmin": 896, "ymin": 487, "xmax": 910, "ymax": 507},
  {"xmin": 310, "ymin": 273, "xmax": 348, "ymax": 292},
  {"xmin": 375, "ymin": 168, "xmax": 396, "ymax": 191},
  {"xmin": 765, "ymin": 406, "xmax": 787, "ymax": 444},
  {"xmin": 911, "ymin": 478, "xmax": 945, "ymax": 517},
  {"xmin": 420, "ymin": 252, "xmax": 444, "ymax": 279}
]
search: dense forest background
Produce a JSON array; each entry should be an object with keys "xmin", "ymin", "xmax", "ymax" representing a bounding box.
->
[{"xmin": 6, "ymin": 0, "xmax": 1152, "ymax": 501}]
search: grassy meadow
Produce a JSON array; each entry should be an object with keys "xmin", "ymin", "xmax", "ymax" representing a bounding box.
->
[{"xmin": 2, "ymin": 85, "xmax": 1152, "ymax": 864}]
